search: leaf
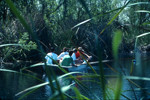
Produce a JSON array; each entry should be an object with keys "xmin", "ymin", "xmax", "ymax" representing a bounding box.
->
[
  {"xmin": 16, "ymin": 72, "xmax": 82, "ymax": 96},
  {"xmin": 0, "ymin": 44, "xmax": 22, "ymax": 48},
  {"xmin": 134, "ymin": 32, "xmax": 150, "ymax": 51},
  {"xmin": 128, "ymin": 2, "xmax": 150, "ymax": 7},
  {"xmin": 73, "ymin": 87, "xmax": 83, "ymax": 100},
  {"xmin": 71, "ymin": 19, "xmax": 91, "ymax": 29},
  {"xmin": 114, "ymin": 75, "xmax": 123, "ymax": 100},
  {"xmin": 0, "ymin": 69, "xmax": 18, "ymax": 73},
  {"xmin": 112, "ymin": 30, "xmax": 123, "ymax": 60},
  {"xmin": 136, "ymin": 32, "xmax": 150, "ymax": 38},
  {"xmin": 16, "ymin": 82, "xmax": 49, "ymax": 96},
  {"xmin": 125, "ymin": 76, "xmax": 150, "ymax": 81},
  {"xmin": 49, "ymin": 83, "xmax": 74, "ymax": 100},
  {"xmin": 135, "ymin": 10, "xmax": 150, "ymax": 13}
]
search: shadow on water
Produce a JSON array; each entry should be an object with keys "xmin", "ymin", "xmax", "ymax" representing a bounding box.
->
[
  {"xmin": 1, "ymin": 55, "xmax": 150, "ymax": 99},
  {"xmin": 0, "ymin": 72, "xmax": 47, "ymax": 100}
]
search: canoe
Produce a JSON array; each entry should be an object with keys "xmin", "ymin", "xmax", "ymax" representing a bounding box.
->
[
  {"xmin": 29, "ymin": 60, "xmax": 112, "ymax": 74},
  {"xmin": 42, "ymin": 61, "xmax": 99, "ymax": 73},
  {"xmin": 44, "ymin": 60, "xmax": 112, "ymax": 71}
]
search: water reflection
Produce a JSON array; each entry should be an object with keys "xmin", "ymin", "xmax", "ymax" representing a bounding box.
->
[
  {"xmin": 0, "ymin": 72, "xmax": 47, "ymax": 100},
  {"xmin": 43, "ymin": 75, "xmax": 51, "ymax": 97}
]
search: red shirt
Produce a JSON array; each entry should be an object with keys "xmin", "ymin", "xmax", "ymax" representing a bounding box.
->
[{"xmin": 75, "ymin": 51, "xmax": 80, "ymax": 58}]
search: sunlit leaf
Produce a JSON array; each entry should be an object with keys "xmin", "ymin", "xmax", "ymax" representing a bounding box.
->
[
  {"xmin": 136, "ymin": 32, "xmax": 150, "ymax": 38},
  {"xmin": 112, "ymin": 30, "xmax": 123, "ymax": 59},
  {"xmin": 49, "ymin": 83, "xmax": 74, "ymax": 100},
  {"xmin": 71, "ymin": 19, "xmax": 91, "ymax": 29},
  {"xmin": 128, "ymin": 2, "xmax": 150, "ymax": 6},
  {"xmin": 0, "ymin": 69, "xmax": 18, "ymax": 73},
  {"xmin": 0, "ymin": 44, "xmax": 22, "ymax": 48},
  {"xmin": 135, "ymin": 32, "xmax": 150, "ymax": 51},
  {"xmin": 125, "ymin": 76, "xmax": 150, "ymax": 81},
  {"xmin": 135, "ymin": 10, "xmax": 150, "ymax": 13}
]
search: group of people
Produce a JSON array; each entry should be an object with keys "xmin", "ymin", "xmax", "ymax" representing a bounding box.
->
[{"xmin": 45, "ymin": 47, "xmax": 92, "ymax": 66}]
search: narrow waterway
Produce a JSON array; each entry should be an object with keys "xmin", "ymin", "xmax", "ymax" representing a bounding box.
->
[{"xmin": 0, "ymin": 56, "xmax": 150, "ymax": 100}]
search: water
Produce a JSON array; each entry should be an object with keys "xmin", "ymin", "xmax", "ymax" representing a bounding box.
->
[
  {"xmin": 0, "ymin": 72, "xmax": 47, "ymax": 100},
  {"xmin": 0, "ymin": 57, "xmax": 150, "ymax": 100}
]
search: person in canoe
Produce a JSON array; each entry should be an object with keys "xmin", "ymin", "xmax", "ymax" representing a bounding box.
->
[
  {"xmin": 71, "ymin": 48, "xmax": 77, "ymax": 63},
  {"xmin": 60, "ymin": 50, "xmax": 76, "ymax": 66},
  {"xmin": 75, "ymin": 47, "xmax": 92, "ymax": 64},
  {"xmin": 57, "ymin": 47, "xmax": 69, "ymax": 61},
  {"xmin": 45, "ymin": 47, "xmax": 58, "ymax": 64}
]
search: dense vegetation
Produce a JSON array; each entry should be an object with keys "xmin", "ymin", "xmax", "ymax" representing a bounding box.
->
[{"xmin": 1, "ymin": 0, "xmax": 150, "ymax": 65}]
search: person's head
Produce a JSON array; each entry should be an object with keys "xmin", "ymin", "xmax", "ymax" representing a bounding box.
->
[
  {"xmin": 73, "ymin": 48, "xmax": 77, "ymax": 53},
  {"xmin": 69, "ymin": 50, "xmax": 73, "ymax": 56},
  {"xmin": 63, "ymin": 47, "xmax": 68, "ymax": 52},
  {"xmin": 78, "ymin": 47, "xmax": 84, "ymax": 52}
]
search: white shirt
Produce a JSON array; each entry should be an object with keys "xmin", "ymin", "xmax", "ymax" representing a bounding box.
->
[
  {"xmin": 45, "ymin": 52, "xmax": 58, "ymax": 64},
  {"xmin": 71, "ymin": 53, "xmax": 76, "ymax": 61},
  {"xmin": 57, "ymin": 52, "xmax": 69, "ymax": 60}
]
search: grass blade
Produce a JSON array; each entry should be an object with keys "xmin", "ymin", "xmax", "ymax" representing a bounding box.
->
[
  {"xmin": 15, "ymin": 72, "xmax": 81, "ymax": 96},
  {"xmin": 112, "ymin": 30, "xmax": 123, "ymax": 60},
  {"xmin": 114, "ymin": 75, "xmax": 123, "ymax": 100},
  {"xmin": 0, "ymin": 69, "xmax": 18, "ymax": 73},
  {"xmin": 135, "ymin": 10, "xmax": 150, "ymax": 13},
  {"xmin": 73, "ymin": 87, "xmax": 84, "ymax": 100},
  {"xmin": 0, "ymin": 44, "xmax": 22, "ymax": 48},
  {"xmin": 49, "ymin": 83, "xmax": 74, "ymax": 100},
  {"xmin": 128, "ymin": 2, "xmax": 150, "ymax": 6},
  {"xmin": 125, "ymin": 76, "xmax": 150, "ymax": 81},
  {"xmin": 134, "ymin": 32, "xmax": 150, "ymax": 53},
  {"xmin": 18, "ymin": 88, "xmax": 39, "ymax": 100},
  {"xmin": 71, "ymin": 19, "xmax": 91, "ymax": 29}
]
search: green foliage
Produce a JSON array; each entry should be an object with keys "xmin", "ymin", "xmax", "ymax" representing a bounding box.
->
[
  {"xmin": 1, "ymin": 32, "xmax": 37, "ymax": 62},
  {"xmin": 5, "ymin": 0, "xmax": 33, "ymax": 35},
  {"xmin": 18, "ymin": 32, "xmax": 37, "ymax": 51},
  {"xmin": 112, "ymin": 30, "xmax": 123, "ymax": 60},
  {"xmin": 52, "ymin": 29, "xmax": 74, "ymax": 49},
  {"xmin": 100, "ymin": 1, "xmax": 130, "ymax": 34}
]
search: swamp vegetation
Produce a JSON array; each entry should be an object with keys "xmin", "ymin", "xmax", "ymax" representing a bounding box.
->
[{"xmin": 1, "ymin": 0, "xmax": 150, "ymax": 100}]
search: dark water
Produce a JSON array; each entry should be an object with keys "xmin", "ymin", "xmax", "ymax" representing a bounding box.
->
[{"xmin": 0, "ymin": 57, "xmax": 150, "ymax": 100}]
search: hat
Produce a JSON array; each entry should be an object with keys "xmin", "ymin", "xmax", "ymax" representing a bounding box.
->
[{"xmin": 78, "ymin": 47, "xmax": 84, "ymax": 51}]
